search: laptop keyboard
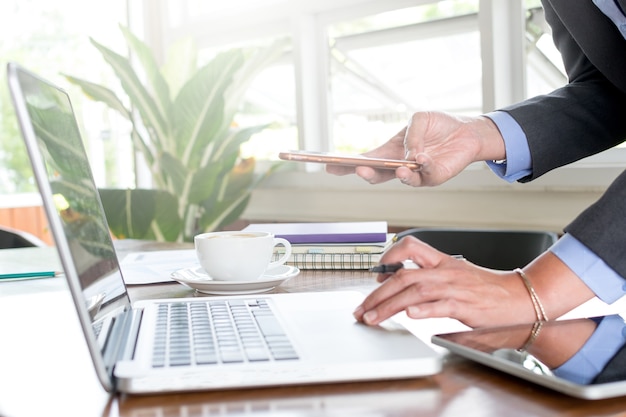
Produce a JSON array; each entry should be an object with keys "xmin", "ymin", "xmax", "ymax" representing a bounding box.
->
[{"xmin": 151, "ymin": 299, "xmax": 299, "ymax": 367}]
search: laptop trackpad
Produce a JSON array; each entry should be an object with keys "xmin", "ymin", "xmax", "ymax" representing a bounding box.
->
[{"xmin": 273, "ymin": 291, "xmax": 438, "ymax": 363}]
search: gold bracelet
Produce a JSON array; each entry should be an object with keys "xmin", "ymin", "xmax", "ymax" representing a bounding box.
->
[
  {"xmin": 518, "ymin": 321, "xmax": 544, "ymax": 352},
  {"xmin": 514, "ymin": 268, "xmax": 549, "ymax": 322}
]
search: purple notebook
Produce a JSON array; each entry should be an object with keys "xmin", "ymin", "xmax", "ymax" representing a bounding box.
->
[{"xmin": 242, "ymin": 221, "xmax": 388, "ymax": 244}]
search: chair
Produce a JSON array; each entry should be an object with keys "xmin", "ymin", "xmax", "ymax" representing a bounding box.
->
[
  {"xmin": 396, "ymin": 227, "xmax": 558, "ymax": 270},
  {"xmin": 0, "ymin": 225, "xmax": 47, "ymax": 249}
]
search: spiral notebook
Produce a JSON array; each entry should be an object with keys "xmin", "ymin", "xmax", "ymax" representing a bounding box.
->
[{"xmin": 272, "ymin": 233, "xmax": 396, "ymax": 269}]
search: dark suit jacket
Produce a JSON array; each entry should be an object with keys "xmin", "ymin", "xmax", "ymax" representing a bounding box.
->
[
  {"xmin": 594, "ymin": 343, "xmax": 626, "ymax": 383},
  {"xmin": 499, "ymin": 0, "xmax": 626, "ymax": 278}
]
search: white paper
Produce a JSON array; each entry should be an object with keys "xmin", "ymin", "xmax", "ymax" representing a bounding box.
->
[{"xmin": 120, "ymin": 249, "xmax": 198, "ymax": 285}]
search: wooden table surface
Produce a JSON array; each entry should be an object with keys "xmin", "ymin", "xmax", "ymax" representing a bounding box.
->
[{"xmin": 1, "ymin": 241, "xmax": 626, "ymax": 417}]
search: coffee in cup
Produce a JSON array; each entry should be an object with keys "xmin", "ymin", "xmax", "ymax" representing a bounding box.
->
[{"xmin": 194, "ymin": 231, "xmax": 292, "ymax": 281}]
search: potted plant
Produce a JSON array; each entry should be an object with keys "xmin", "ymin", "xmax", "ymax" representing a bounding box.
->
[{"xmin": 66, "ymin": 26, "xmax": 285, "ymax": 242}]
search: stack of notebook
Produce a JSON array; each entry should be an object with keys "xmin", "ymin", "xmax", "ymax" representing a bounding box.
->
[{"xmin": 242, "ymin": 221, "xmax": 395, "ymax": 270}]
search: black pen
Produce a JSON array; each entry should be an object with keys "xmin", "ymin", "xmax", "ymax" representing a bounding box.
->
[{"xmin": 369, "ymin": 255, "xmax": 464, "ymax": 273}]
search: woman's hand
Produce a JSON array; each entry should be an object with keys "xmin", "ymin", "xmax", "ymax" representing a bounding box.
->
[
  {"xmin": 353, "ymin": 236, "xmax": 595, "ymax": 328},
  {"xmin": 326, "ymin": 111, "xmax": 506, "ymax": 187}
]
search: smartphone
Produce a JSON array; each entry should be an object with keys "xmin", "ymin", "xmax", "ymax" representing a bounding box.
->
[{"xmin": 278, "ymin": 150, "xmax": 421, "ymax": 171}]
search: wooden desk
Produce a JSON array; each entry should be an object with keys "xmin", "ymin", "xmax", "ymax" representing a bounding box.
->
[{"xmin": 2, "ymin": 242, "xmax": 626, "ymax": 417}]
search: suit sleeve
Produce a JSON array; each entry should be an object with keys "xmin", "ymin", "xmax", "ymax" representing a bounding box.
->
[
  {"xmin": 565, "ymin": 172, "xmax": 626, "ymax": 278},
  {"xmin": 498, "ymin": 1, "xmax": 626, "ymax": 181},
  {"xmin": 498, "ymin": 1, "xmax": 626, "ymax": 278}
]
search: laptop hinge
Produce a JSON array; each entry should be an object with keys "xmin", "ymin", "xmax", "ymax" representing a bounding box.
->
[{"xmin": 102, "ymin": 307, "xmax": 143, "ymax": 376}]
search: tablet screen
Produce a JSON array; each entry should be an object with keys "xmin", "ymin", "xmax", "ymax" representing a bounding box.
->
[{"xmin": 432, "ymin": 314, "xmax": 626, "ymax": 399}]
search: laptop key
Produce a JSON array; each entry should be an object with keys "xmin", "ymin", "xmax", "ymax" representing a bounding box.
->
[
  {"xmin": 220, "ymin": 351, "xmax": 245, "ymax": 363},
  {"xmin": 169, "ymin": 354, "xmax": 192, "ymax": 366},
  {"xmin": 195, "ymin": 352, "xmax": 218, "ymax": 364},
  {"xmin": 252, "ymin": 309, "xmax": 299, "ymax": 361},
  {"xmin": 271, "ymin": 349, "xmax": 299, "ymax": 361},
  {"xmin": 253, "ymin": 314, "xmax": 285, "ymax": 336},
  {"xmin": 245, "ymin": 347, "xmax": 271, "ymax": 362}
]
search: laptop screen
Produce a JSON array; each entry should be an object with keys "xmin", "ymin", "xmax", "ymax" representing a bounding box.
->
[{"xmin": 8, "ymin": 64, "xmax": 129, "ymax": 323}]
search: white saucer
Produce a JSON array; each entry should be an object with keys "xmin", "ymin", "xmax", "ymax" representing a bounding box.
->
[{"xmin": 170, "ymin": 264, "xmax": 300, "ymax": 295}]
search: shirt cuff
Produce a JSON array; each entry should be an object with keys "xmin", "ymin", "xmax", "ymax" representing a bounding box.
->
[
  {"xmin": 483, "ymin": 111, "xmax": 532, "ymax": 182},
  {"xmin": 550, "ymin": 234, "xmax": 626, "ymax": 304},
  {"xmin": 553, "ymin": 315, "xmax": 626, "ymax": 384}
]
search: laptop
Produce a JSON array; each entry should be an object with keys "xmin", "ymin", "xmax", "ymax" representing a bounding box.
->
[
  {"xmin": 7, "ymin": 62, "xmax": 441, "ymax": 394},
  {"xmin": 432, "ymin": 314, "xmax": 626, "ymax": 399}
]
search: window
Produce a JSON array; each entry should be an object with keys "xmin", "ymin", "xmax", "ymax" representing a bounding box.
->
[
  {"xmin": 524, "ymin": 1, "xmax": 566, "ymax": 97},
  {"xmin": 239, "ymin": 60, "xmax": 299, "ymax": 160},
  {"xmin": 0, "ymin": 0, "xmax": 130, "ymax": 194},
  {"xmin": 158, "ymin": 0, "xmax": 578, "ymax": 162},
  {"xmin": 327, "ymin": 3, "xmax": 482, "ymax": 153}
]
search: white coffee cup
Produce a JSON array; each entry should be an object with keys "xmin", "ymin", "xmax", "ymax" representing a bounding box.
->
[{"xmin": 194, "ymin": 231, "xmax": 292, "ymax": 281}]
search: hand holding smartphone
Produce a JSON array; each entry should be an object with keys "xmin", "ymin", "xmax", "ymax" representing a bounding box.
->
[{"xmin": 278, "ymin": 150, "xmax": 422, "ymax": 171}]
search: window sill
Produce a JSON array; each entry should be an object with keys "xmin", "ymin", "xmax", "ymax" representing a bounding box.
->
[{"xmin": 244, "ymin": 163, "xmax": 621, "ymax": 232}]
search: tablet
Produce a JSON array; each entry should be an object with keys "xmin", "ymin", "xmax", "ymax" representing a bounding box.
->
[
  {"xmin": 432, "ymin": 314, "xmax": 626, "ymax": 399},
  {"xmin": 278, "ymin": 150, "xmax": 422, "ymax": 171}
]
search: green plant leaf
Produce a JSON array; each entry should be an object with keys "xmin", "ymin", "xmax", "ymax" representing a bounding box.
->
[
  {"xmin": 89, "ymin": 37, "xmax": 170, "ymax": 152},
  {"xmin": 63, "ymin": 75, "xmax": 131, "ymax": 119},
  {"xmin": 162, "ymin": 37, "xmax": 198, "ymax": 99},
  {"xmin": 159, "ymin": 151, "xmax": 188, "ymax": 195},
  {"xmin": 208, "ymin": 124, "xmax": 268, "ymax": 164},
  {"xmin": 99, "ymin": 188, "xmax": 183, "ymax": 241},
  {"xmin": 150, "ymin": 190, "xmax": 183, "ymax": 241},
  {"xmin": 198, "ymin": 158, "xmax": 256, "ymax": 232},
  {"xmin": 99, "ymin": 188, "xmax": 156, "ymax": 239},
  {"xmin": 119, "ymin": 25, "xmax": 172, "ymax": 123},
  {"xmin": 186, "ymin": 163, "xmax": 223, "ymax": 205},
  {"xmin": 175, "ymin": 49, "xmax": 244, "ymax": 166},
  {"xmin": 211, "ymin": 194, "xmax": 252, "ymax": 232},
  {"xmin": 202, "ymin": 159, "xmax": 283, "ymax": 232},
  {"xmin": 224, "ymin": 158, "xmax": 256, "ymax": 193},
  {"xmin": 130, "ymin": 129, "xmax": 155, "ymax": 169}
]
